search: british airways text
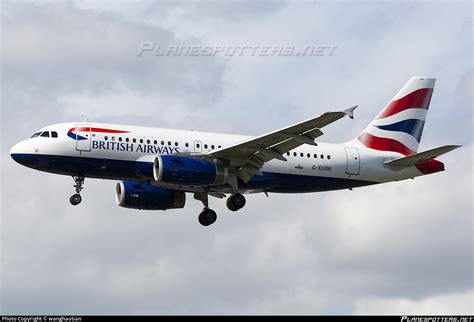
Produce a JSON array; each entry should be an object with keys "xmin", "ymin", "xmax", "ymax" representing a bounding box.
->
[{"xmin": 92, "ymin": 141, "xmax": 180, "ymax": 154}]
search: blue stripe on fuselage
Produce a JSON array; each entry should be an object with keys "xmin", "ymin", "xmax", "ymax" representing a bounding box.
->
[
  {"xmin": 10, "ymin": 153, "xmax": 376, "ymax": 193},
  {"xmin": 67, "ymin": 132, "xmax": 87, "ymax": 140}
]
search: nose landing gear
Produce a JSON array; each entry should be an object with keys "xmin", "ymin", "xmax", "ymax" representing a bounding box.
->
[{"xmin": 70, "ymin": 175, "xmax": 85, "ymax": 206}]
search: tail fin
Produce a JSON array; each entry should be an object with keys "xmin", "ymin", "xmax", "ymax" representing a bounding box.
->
[{"xmin": 357, "ymin": 77, "xmax": 436, "ymax": 155}]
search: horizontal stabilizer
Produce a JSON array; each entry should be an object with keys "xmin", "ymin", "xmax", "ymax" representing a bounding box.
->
[{"xmin": 384, "ymin": 145, "xmax": 461, "ymax": 167}]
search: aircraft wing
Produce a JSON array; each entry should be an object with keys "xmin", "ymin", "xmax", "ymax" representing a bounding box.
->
[{"xmin": 207, "ymin": 106, "xmax": 357, "ymax": 182}]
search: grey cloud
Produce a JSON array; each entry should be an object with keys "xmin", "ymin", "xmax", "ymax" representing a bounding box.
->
[
  {"xmin": 3, "ymin": 2, "xmax": 223, "ymax": 96},
  {"xmin": 2, "ymin": 1, "xmax": 226, "ymax": 138}
]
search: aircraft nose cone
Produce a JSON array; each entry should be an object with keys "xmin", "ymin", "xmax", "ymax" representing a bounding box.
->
[
  {"xmin": 10, "ymin": 141, "xmax": 38, "ymax": 167},
  {"xmin": 10, "ymin": 142, "xmax": 22, "ymax": 162}
]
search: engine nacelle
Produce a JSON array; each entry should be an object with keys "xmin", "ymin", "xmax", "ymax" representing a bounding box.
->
[
  {"xmin": 115, "ymin": 181, "xmax": 185, "ymax": 210},
  {"xmin": 153, "ymin": 155, "xmax": 227, "ymax": 186}
]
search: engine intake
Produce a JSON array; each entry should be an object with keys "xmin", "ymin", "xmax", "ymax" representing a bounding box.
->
[
  {"xmin": 153, "ymin": 155, "xmax": 227, "ymax": 186},
  {"xmin": 116, "ymin": 181, "xmax": 185, "ymax": 210}
]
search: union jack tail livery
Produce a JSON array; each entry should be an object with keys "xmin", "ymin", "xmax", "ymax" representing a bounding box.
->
[{"xmin": 357, "ymin": 77, "xmax": 435, "ymax": 155}]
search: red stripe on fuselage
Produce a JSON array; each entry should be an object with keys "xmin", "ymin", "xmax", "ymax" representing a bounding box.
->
[
  {"xmin": 358, "ymin": 132, "xmax": 415, "ymax": 155},
  {"xmin": 377, "ymin": 88, "xmax": 433, "ymax": 119},
  {"xmin": 69, "ymin": 127, "xmax": 130, "ymax": 133}
]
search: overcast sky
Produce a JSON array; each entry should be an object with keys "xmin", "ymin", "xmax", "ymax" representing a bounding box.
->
[{"xmin": 1, "ymin": 0, "xmax": 472, "ymax": 315}]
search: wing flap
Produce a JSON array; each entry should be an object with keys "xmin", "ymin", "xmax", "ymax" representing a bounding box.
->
[
  {"xmin": 288, "ymin": 132, "xmax": 320, "ymax": 146},
  {"xmin": 239, "ymin": 164, "xmax": 263, "ymax": 183},
  {"xmin": 257, "ymin": 147, "xmax": 288, "ymax": 161}
]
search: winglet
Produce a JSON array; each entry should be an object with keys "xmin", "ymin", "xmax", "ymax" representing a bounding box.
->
[{"xmin": 343, "ymin": 105, "xmax": 358, "ymax": 119}]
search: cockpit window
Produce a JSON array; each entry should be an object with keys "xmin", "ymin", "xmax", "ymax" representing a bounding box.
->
[{"xmin": 31, "ymin": 131, "xmax": 58, "ymax": 138}]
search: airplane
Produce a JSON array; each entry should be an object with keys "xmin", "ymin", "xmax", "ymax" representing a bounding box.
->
[{"xmin": 10, "ymin": 77, "xmax": 461, "ymax": 226}]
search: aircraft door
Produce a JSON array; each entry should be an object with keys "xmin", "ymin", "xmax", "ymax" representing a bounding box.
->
[
  {"xmin": 345, "ymin": 147, "xmax": 360, "ymax": 175},
  {"xmin": 75, "ymin": 124, "xmax": 92, "ymax": 152},
  {"xmin": 194, "ymin": 140, "xmax": 203, "ymax": 153}
]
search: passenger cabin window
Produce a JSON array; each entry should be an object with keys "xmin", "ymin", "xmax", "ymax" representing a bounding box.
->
[
  {"xmin": 118, "ymin": 137, "xmax": 122, "ymax": 142},
  {"xmin": 147, "ymin": 139, "xmax": 150, "ymax": 144},
  {"xmin": 154, "ymin": 140, "xmax": 157, "ymax": 145},
  {"xmin": 175, "ymin": 142, "xmax": 178, "ymax": 147},
  {"xmin": 126, "ymin": 138, "xmax": 129, "ymax": 143},
  {"xmin": 51, "ymin": 131, "xmax": 58, "ymax": 138},
  {"xmin": 327, "ymin": 155, "xmax": 331, "ymax": 160},
  {"xmin": 293, "ymin": 152, "xmax": 297, "ymax": 157},
  {"xmin": 133, "ymin": 138, "xmax": 136, "ymax": 143},
  {"xmin": 105, "ymin": 136, "xmax": 108, "ymax": 141},
  {"xmin": 320, "ymin": 154, "xmax": 324, "ymax": 159},
  {"xmin": 185, "ymin": 143, "xmax": 189, "ymax": 147},
  {"xmin": 140, "ymin": 139, "xmax": 143, "ymax": 144},
  {"xmin": 314, "ymin": 154, "xmax": 317, "ymax": 159},
  {"xmin": 211, "ymin": 145, "xmax": 215, "ymax": 149},
  {"xmin": 204, "ymin": 144, "xmax": 208, "ymax": 149}
]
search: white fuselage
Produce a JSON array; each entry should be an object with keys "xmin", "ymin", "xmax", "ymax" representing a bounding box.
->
[{"xmin": 10, "ymin": 122, "xmax": 427, "ymax": 194}]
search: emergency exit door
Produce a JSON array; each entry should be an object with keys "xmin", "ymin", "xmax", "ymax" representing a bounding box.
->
[{"xmin": 194, "ymin": 140, "xmax": 202, "ymax": 153}]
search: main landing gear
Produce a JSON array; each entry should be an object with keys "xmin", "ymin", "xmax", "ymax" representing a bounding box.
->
[
  {"xmin": 226, "ymin": 193, "xmax": 246, "ymax": 212},
  {"xmin": 70, "ymin": 175, "xmax": 85, "ymax": 206},
  {"xmin": 194, "ymin": 192, "xmax": 247, "ymax": 226},
  {"xmin": 194, "ymin": 192, "xmax": 217, "ymax": 226},
  {"xmin": 198, "ymin": 208, "xmax": 217, "ymax": 227}
]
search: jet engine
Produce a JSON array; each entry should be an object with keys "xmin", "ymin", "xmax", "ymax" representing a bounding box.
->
[
  {"xmin": 153, "ymin": 155, "xmax": 227, "ymax": 186},
  {"xmin": 115, "ymin": 181, "xmax": 185, "ymax": 210}
]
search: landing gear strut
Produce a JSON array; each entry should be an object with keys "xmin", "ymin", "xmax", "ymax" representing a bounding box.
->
[
  {"xmin": 226, "ymin": 193, "xmax": 246, "ymax": 212},
  {"xmin": 70, "ymin": 175, "xmax": 84, "ymax": 206},
  {"xmin": 194, "ymin": 192, "xmax": 217, "ymax": 226}
]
